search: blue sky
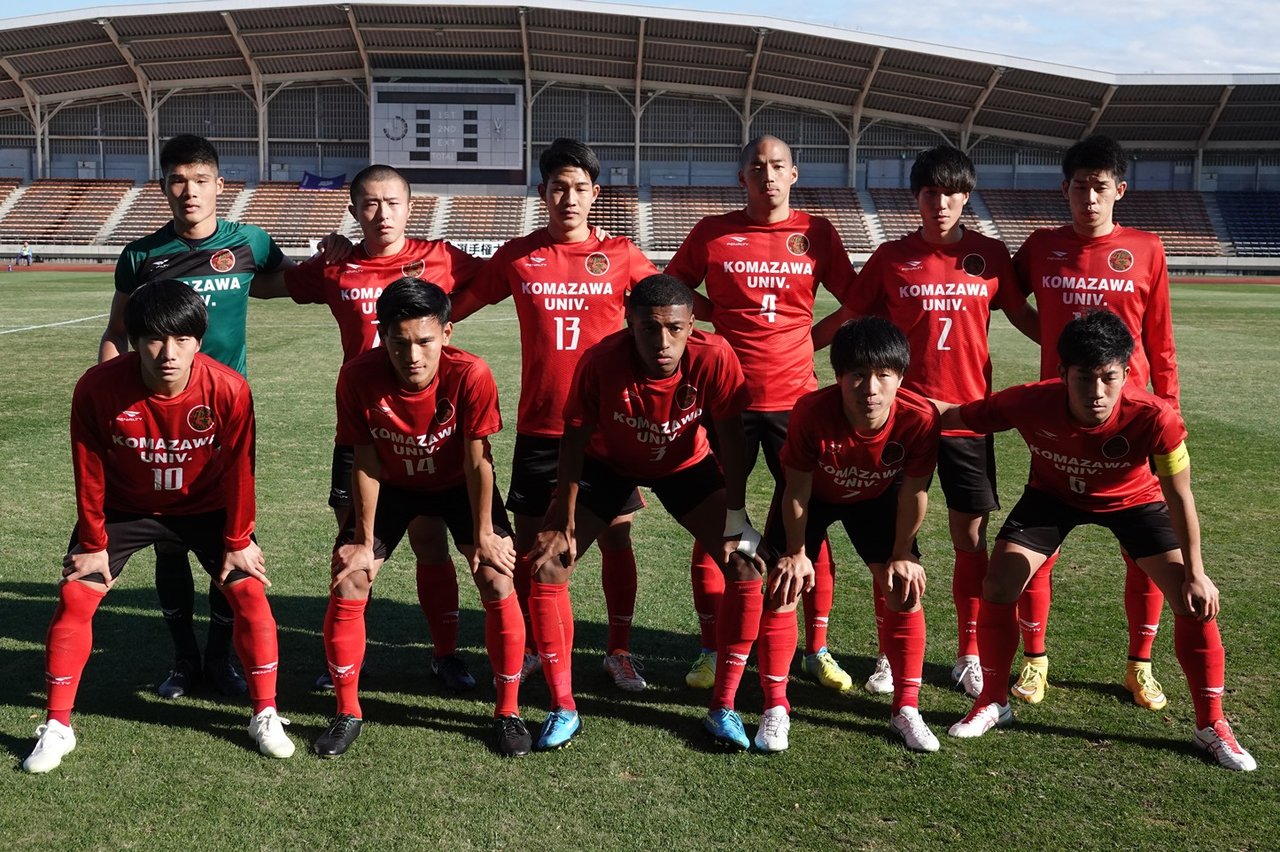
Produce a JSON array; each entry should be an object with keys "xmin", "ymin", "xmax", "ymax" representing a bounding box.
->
[{"xmin": 5, "ymin": 0, "xmax": 1279, "ymax": 75}]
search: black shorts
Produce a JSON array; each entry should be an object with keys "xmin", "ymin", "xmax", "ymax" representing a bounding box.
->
[
  {"xmin": 578, "ymin": 454, "xmax": 724, "ymax": 525},
  {"xmin": 764, "ymin": 485, "xmax": 918, "ymax": 566},
  {"xmin": 66, "ymin": 510, "xmax": 256, "ymax": 585},
  {"xmin": 330, "ymin": 444, "xmax": 355, "ymax": 509},
  {"xmin": 996, "ymin": 487, "xmax": 1179, "ymax": 559},
  {"xmin": 507, "ymin": 433, "xmax": 643, "ymax": 518},
  {"xmin": 336, "ymin": 480, "xmax": 514, "ymax": 561},
  {"xmin": 934, "ymin": 434, "xmax": 999, "ymax": 515}
]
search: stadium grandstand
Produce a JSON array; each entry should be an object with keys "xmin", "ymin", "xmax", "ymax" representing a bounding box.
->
[{"xmin": 0, "ymin": 0, "xmax": 1278, "ymax": 272}]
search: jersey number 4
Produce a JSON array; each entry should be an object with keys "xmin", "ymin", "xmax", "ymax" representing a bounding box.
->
[
  {"xmin": 403, "ymin": 456, "xmax": 438, "ymax": 476},
  {"xmin": 760, "ymin": 294, "xmax": 778, "ymax": 324}
]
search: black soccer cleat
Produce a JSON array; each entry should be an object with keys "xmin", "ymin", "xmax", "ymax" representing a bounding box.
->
[
  {"xmin": 313, "ymin": 714, "xmax": 363, "ymax": 758},
  {"xmin": 431, "ymin": 653, "xmax": 477, "ymax": 692},
  {"xmin": 205, "ymin": 655, "xmax": 248, "ymax": 696},
  {"xmin": 492, "ymin": 715, "xmax": 533, "ymax": 758},
  {"xmin": 157, "ymin": 658, "xmax": 201, "ymax": 700}
]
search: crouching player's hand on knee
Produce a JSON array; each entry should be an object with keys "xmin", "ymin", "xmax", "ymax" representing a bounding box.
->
[
  {"xmin": 221, "ymin": 541, "xmax": 268, "ymax": 587},
  {"xmin": 62, "ymin": 549, "xmax": 113, "ymax": 588},
  {"xmin": 769, "ymin": 552, "xmax": 815, "ymax": 608}
]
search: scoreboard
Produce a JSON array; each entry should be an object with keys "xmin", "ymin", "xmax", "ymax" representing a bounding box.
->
[{"xmin": 371, "ymin": 83, "xmax": 523, "ymax": 171}]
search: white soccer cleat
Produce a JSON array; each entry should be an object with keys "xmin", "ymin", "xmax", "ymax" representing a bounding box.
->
[
  {"xmin": 519, "ymin": 651, "xmax": 542, "ymax": 683},
  {"xmin": 951, "ymin": 655, "xmax": 984, "ymax": 699},
  {"xmin": 948, "ymin": 702, "xmax": 1013, "ymax": 738},
  {"xmin": 890, "ymin": 706, "xmax": 940, "ymax": 753},
  {"xmin": 753, "ymin": 705, "xmax": 791, "ymax": 753},
  {"xmin": 864, "ymin": 653, "xmax": 894, "ymax": 695},
  {"xmin": 1195, "ymin": 719, "xmax": 1258, "ymax": 771},
  {"xmin": 22, "ymin": 719, "xmax": 77, "ymax": 774},
  {"xmin": 248, "ymin": 707, "xmax": 296, "ymax": 758},
  {"xmin": 603, "ymin": 652, "xmax": 647, "ymax": 692}
]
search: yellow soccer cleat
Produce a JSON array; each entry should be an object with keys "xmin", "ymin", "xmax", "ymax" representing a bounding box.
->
[
  {"xmin": 802, "ymin": 646, "xmax": 854, "ymax": 692},
  {"xmin": 685, "ymin": 649, "xmax": 716, "ymax": 689},
  {"xmin": 1124, "ymin": 660, "xmax": 1168, "ymax": 711},
  {"xmin": 1010, "ymin": 656, "xmax": 1048, "ymax": 704}
]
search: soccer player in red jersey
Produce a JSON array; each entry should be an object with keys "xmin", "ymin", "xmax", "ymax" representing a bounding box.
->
[
  {"xmin": 527, "ymin": 275, "xmax": 767, "ymax": 751},
  {"xmin": 831, "ymin": 146, "xmax": 1038, "ymax": 699},
  {"xmin": 1009, "ymin": 136, "xmax": 1177, "ymax": 710},
  {"xmin": 451, "ymin": 139, "xmax": 657, "ymax": 692},
  {"xmin": 758, "ymin": 317, "xmax": 941, "ymax": 753},
  {"xmin": 665, "ymin": 135, "xmax": 857, "ymax": 693},
  {"xmin": 23, "ymin": 281, "xmax": 294, "ymax": 773},
  {"xmin": 317, "ymin": 278, "xmax": 530, "ymax": 758},
  {"xmin": 280, "ymin": 164, "xmax": 485, "ymax": 693},
  {"xmin": 944, "ymin": 311, "xmax": 1256, "ymax": 772}
]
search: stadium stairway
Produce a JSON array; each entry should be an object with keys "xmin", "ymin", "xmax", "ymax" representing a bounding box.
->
[
  {"xmin": 226, "ymin": 187, "xmax": 254, "ymax": 223},
  {"xmin": 966, "ymin": 191, "xmax": 1004, "ymax": 241},
  {"xmin": 636, "ymin": 186, "xmax": 654, "ymax": 249},
  {"xmin": 0, "ymin": 183, "xmax": 25, "ymax": 221},
  {"xmin": 1199, "ymin": 193, "xmax": 1237, "ymax": 256},
  {"xmin": 857, "ymin": 189, "xmax": 886, "ymax": 247},
  {"xmin": 96, "ymin": 186, "xmax": 143, "ymax": 244}
]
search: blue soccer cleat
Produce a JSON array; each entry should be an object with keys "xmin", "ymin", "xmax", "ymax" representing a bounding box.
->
[
  {"xmin": 703, "ymin": 707, "xmax": 750, "ymax": 751},
  {"xmin": 535, "ymin": 708, "xmax": 581, "ymax": 751}
]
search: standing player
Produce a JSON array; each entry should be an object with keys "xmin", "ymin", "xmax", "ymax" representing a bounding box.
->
[
  {"xmin": 527, "ymin": 275, "xmax": 767, "ymax": 751},
  {"xmin": 1009, "ymin": 135, "xmax": 1178, "ymax": 710},
  {"xmin": 760, "ymin": 318, "xmax": 941, "ymax": 753},
  {"xmin": 665, "ymin": 135, "xmax": 856, "ymax": 692},
  {"xmin": 317, "ymin": 278, "xmax": 530, "ymax": 758},
  {"xmin": 99, "ymin": 134, "xmax": 290, "ymax": 700},
  {"xmin": 944, "ymin": 311, "xmax": 1256, "ymax": 772},
  {"xmin": 831, "ymin": 146, "xmax": 1038, "ymax": 698},
  {"xmin": 451, "ymin": 138, "xmax": 657, "ymax": 691},
  {"xmin": 280, "ymin": 164, "xmax": 485, "ymax": 692},
  {"xmin": 23, "ymin": 281, "xmax": 294, "ymax": 773}
]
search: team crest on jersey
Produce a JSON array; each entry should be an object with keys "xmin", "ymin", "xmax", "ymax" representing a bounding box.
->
[
  {"xmin": 1101, "ymin": 435, "xmax": 1130, "ymax": 460},
  {"xmin": 1108, "ymin": 249, "xmax": 1134, "ymax": 273},
  {"xmin": 962, "ymin": 253, "xmax": 986, "ymax": 277},
  {"xmin": 209, "ymin": 248, "xmax": 236, "ymax": 273},
  {"xmin": 880, "ymin": 441, "xmax": 905, "ymax": 466},
  {"xmin": 434, "ymin": 398, "xmax": 456, "ymax": 425},
  {"xmin": 585, "ymin": 252, "xmax": 610, "ymax": 276},
  {"xmin": 187, "ymin": 405, "xmax": 215, "ymax": 432},
  {"xmin": 401, "ymin": 259, "xmax": 426, "ymax": 278},
  {"xmin": 675, "ymin": 384, "xmax": 698, "ymax": 410},
  {"xmin": 786, "ymin": 234, "xmax": 810, "ymax": 256}
]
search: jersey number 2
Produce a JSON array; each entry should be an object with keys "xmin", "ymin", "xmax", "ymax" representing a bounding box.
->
[{"xmin": 937, "ymin": 316, "xmax": 953, "ymax": 351}]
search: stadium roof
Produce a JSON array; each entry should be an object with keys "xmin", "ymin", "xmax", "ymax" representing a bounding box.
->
[{"xmin": 2, "ymin": 0, "xmax": 1279, "ymax": 151}]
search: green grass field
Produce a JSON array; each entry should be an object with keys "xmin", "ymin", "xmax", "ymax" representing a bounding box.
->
[{"xmin": 0, "ymin": 272, "xmax": 1275, "ymax": 850}]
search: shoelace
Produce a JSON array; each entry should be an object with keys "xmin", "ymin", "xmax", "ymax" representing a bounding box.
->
[
  {"xmin": 499, "ymin": 716, "xmax": 526, "ymax": 736},
  {"xmin": 761, "ymin": 713, "xmax": 786, "ymax": 737},
  {"xmin": 1211, "ymin": 720, "xmax": 1241, "ymax": 752},
  {"xmin": 615, "ymin": 655, "xmax": 645, "ymax": 678},
  {"xmin": 1016, "ymin": 665, "xmax": 1044, "ymax": 690},
  {"xmin": 1135, "ymin": 667, "xmax": 1164, "ymax": 697}
]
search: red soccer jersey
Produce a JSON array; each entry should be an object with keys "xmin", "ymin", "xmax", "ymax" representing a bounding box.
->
[
  {"xmin": 959, "ymin": 380, "xmax": 1187, "ymax": 512},
  {"xmin": 70, "ymin": 354, "xmax": 256, "ymax": 552},
  {"xmin": 461, "ymin": 230, "xmax": 656, "ymax": 437},
  {"xmin": 566, "ymin": 328, "xmax": 749, "ymax": 480},
  {"xmin": 1014, "ymin": 225, "xmax": 1178, "ymax": 407},
  {"xmin": 845, "ymin": 227, "xmax": 1020, "ymax": 437},
  {"xmin": 781, "ymin": 385, "xmax": 940, "ymax": 504},
  {"xmin": 665, "ymin": 209, "xmax": 856, "ymax": 411},
  {"xmin": 285, "ymin": 238, "xmax": 482, "ymax": 362},
  {"xmin": 335, "ymin": 345, "xmax": 502, "ymax": 492}
]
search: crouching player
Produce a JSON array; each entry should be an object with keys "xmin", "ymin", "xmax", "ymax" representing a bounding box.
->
[
  {"xmin": 760, "ymin": 318, "xmax": 941, "ymax": 753},
  {"xmin": 318, "ymin": 278, "xmax": 530, "ymax": 758},
  {"xmin": 528, "ymin": 275, "xmax": 767, "ymax": 751},
  {"xmin": 944, "ymin": 310, "xmax": 1257, "ymax": 771},
  {"xmin": 24, "ymin": 280, "xmax": 293, "ymax": 773}
]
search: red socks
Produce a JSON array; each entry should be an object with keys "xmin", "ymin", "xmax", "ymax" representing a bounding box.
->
[
  {"xmin": 529, "ymin": 579, "xmax": 576, "ymax": 711},
  {"xmin": 802, "ymin": 539, "xmax": 835, "ymax": 654},
  {"xmin": 484, "ymin": 593, "xmax": 526, "ymax": 718},
  {"xmin": 1124, "ymin": 554, "xmax": 1164, "ymax": 659},
  {"xmin": 1174, "ymin": 614, "xmax": 1225, "ymax": 728},
  {"xmin": 952, "ymin": 548, "xmax": 988, "ymax": 658},
  {"xmin": 44, "ymin": 581, "xmax": 106, "ymax": 725},
  {"xmin": 872, "ymin": 582, "xmax": 888, "ymax": 654},
  {"xmin": 1017, "ymin": 552, "xmax": 1056, "ymax": 656},
  {"xmin": 757, "ymin": 608, "xmax": 796, "ymax": 712},
  {"xmin": 976, "ymin": 599, "xmax": 1019, "ymax": 707},
  {"xmin": 690, "ymin": 542, "xmax": 723, "ymax": 651},
  {"xmin": 601, "ymin": 545, "xmax": 638, "ymax": 654},
  {"xmin": 513, "ymin": 554, "xmax": 535, "ymax": 650},
  {"xmin": 710, "ymin": 580, "xmax": 763, "ymax": 711},
  {"xmin": 323, "ymin": 595, "xmax": 368, "ymax": 718},
  {"xmin": 222, "ymin": 579, "xmax": 282, "ymax": 714},
  {"xmin": 883, "ymin": 607, "xmax": 926, "ymax": 713},
  {"xmin": 416, "ymin": 560, "xmax": 459, "ymax": 658}
]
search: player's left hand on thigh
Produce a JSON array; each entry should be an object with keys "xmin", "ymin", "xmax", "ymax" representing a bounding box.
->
[
  {"xmin": 883, "ymin": 558, "xmax": 926, "ymax": 609},
  {"xmin": 529, "ymin": 528, "xmax": 573, "ymax": 574},
  {"xmin": 473, "ymin": 533, "xmax": 516, "ymax": 577},
  {"xmin": 62, "ymin": 549, "xmax": 113, "ymax": 589},
  {"xmin": 220, "ymin": 542, "xmax": 269, "ymax": 587},
  {"xmin": 331, "ymin": 543, "xmax": 378, "ymax": 590},
  {"xmin": 1183, "ymin": 574, "xmax": 1220, "ymax": 621}
]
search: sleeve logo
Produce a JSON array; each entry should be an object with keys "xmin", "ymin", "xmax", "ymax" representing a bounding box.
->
[
  {"xmin": 1108, "ymin": 249, "xmax": 1134, "ymax": 273},
  {"xmin": 401, "ymin": 259, "xmax": 426, "ymax": 278},
  {"xmin": 187, "ymin": 405, "xmax": 215, "ymax": 432},
  {"xmin": 209, "ymin": 248, "xmax": 236, "ymax": 273},
  {"xmin": 585, "ymin": 252, "xmax": 610, "ymax": 275},
  {"xmin": 786, "ymin": 234, "xmax": 810, "ymax": 256},
  {"xmin": 962, "ymin": 253, "xmax": 987, "ymax": 277}
]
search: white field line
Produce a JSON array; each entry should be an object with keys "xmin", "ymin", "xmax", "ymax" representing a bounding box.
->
[{"xmin": 0, "ymin": 313, "xmax": 109, "ymax": 335}]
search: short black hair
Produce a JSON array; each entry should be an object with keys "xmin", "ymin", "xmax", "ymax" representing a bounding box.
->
[
  {"xmin": 376, "ymin": 277, "xmax": 451, "ymax": 330},
  {"xmin": 629, "ymin": 274, "xmax": 694, "ymax": 312},
  {"xmin": 1062, "ymin": 134, "xmax": 1128, "ymax": 181},
  {"xmin": 124, "ymin": 280, "xmax": 208, "ymax": 341},
  {"xmin": 350, "ymin": 164, "xmax": 410, "ymax": 203},
  {"xmin": 539, "ymin": 138, "xmax": 600, "ymax": 183},
  {"xmin": 1057, "ymin": 309, "xmax": 1134, "ymax": 372},
  {"xmin": 830, "ymin": 317, "xmax": 910, "ymax": 378},
  {"xmin": 159, "ymin": 135, "xmax": 219, "ymax": 175},
  {"xmin": 739, "ymin": 135, "xmax": 793, "ymax": 170},
  {"xmin": 910, "ymin": 145, "xmax": 976, "ymax": 195}
]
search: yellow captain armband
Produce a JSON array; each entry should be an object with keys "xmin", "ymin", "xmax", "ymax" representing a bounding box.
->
[{"xmin": 1153, "ymin": 442, "xmax": 1190, "ymax": 476}]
